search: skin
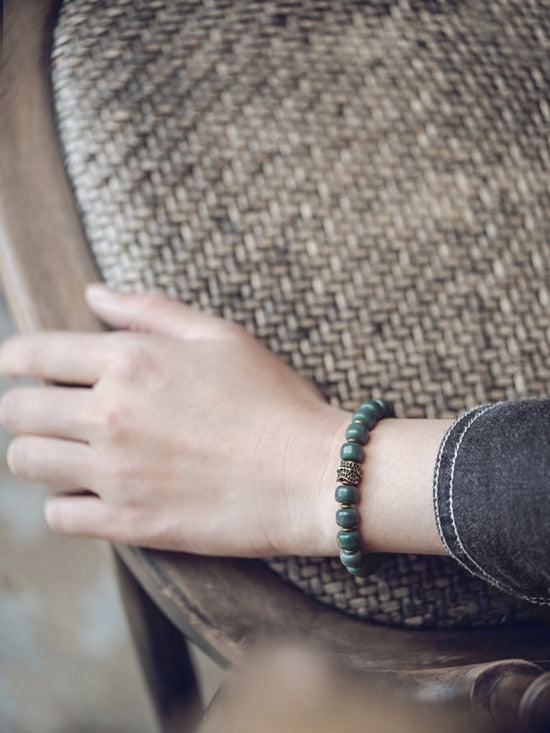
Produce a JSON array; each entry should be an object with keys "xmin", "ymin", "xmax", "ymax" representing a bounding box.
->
[{"xmin": 0, "ymin": 284, "xmax": 450, "ymax": 558}]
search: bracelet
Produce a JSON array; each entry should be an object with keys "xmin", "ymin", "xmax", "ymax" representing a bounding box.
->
[{"xmin": 335, "ymin": 398, "xmax": 395, "ymax": 578}]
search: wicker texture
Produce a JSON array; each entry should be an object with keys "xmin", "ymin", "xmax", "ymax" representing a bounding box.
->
[{"xmin": 52, "ymin": 0, "xmax": 549, "ymax": 628}]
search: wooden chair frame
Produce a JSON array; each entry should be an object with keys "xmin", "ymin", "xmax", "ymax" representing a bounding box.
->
[{"xmin": 2, "ymin": 1, "xmax": 549, "ymax": 731}]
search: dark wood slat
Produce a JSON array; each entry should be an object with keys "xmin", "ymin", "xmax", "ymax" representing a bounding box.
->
[
  {"xmin": 114, "ymin": 553, "xmax": 203, "ymax": 732},
  {"xmin": 117, "ymin": 545, "xmax": 550, "ymax": 673}
]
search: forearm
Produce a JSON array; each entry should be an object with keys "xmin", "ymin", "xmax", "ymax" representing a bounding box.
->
[
  {"xmin": 358, "ymin": 418, "xmax": 451, "ymax": 555},
  {"xmin": 339, "ymin": 399, "xmax": 550, "ymax": 605}
]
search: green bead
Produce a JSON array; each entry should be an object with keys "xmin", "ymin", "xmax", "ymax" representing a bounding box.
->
[
  {"xmin": 336, "ymin": 507, "xmax": 358, "ymax": 529},
  {"xmin": 340, "ymin": 442, "xmax": 364, "ymax": 462},
  {"xmin": 351, "ymin": 404, "xmax": 379, "ymax": 428},
  {"xmin": 339, "ymin": 549, "xmax": 365, "ymax": 568},
  {"xmin": 373, "ymin": 398, "xmax": 394, "ymax": 418},
  {"xmin": 345, "ymin": 422, "xmax": 369, "ymax": 444},
  {"xmin": 368, "ymin": 399, "xmax": 385, "ymax": 415},
  {"xmin": 347, "ymin": 553, "xmax": 387, "ymax": 577},
  {"xmin": 347, "ymin": 565, "xmax": 371, "ymax": 577},
  {"xmin": 337, "ymin": 529, "xmax": 361, "ymax": 551},
  {"xmin": 335, "ymin": 484, "xmax": 359, "ymax": 505}
]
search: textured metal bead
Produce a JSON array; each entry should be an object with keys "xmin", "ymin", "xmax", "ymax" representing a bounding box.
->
[{"xmin": 336, "ymin": 460, "xmax": 362, "ymax": 486}]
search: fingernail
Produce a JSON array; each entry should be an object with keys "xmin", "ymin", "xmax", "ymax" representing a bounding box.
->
[{"xmin": 85, "ymin": 283, "xmax": 118, "ymax": 303}]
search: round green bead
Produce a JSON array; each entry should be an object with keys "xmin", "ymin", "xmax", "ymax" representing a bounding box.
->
[
  {"xmin": 336, "ymin": 507, "xmax": 358, "ymax": 529},
  {"xmin": 368, "ymin": 399, "xmax": 385, "ymax": 415},
  {"xmin": 335, "ymin": 484, "xmax": 359, "ymax": 505},
  {"xmin": 345, "ymin": 422, "xmax": 369, "ymax": 444},
  {"xmin": 347, "ymin": 553, "xmax": 387, "ymax": 577},
  {"xmin": 373, "ymin": 398, "xmax": 394, "ymax": 418},
  {"xmin": 351, "ymin": 404, "xmax": 378, "ymax": 428},
  {"xmin": 337, "ymin": 529, "xmax": 361, "ymax": 551},
  {"xmin": 340, "ymin": 442, "xmax": 364, "ymax": 462},
  {"xmin": 339, "ymin": 549, "xmax": 366, "ymax": 569},
  {"xmin": 346, "ymin": 564, "xmax": 371, "ymax": 577}
]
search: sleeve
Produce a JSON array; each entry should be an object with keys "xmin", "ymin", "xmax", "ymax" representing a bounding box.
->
[{"xmin": 433, "ymin": 398, "xmax": 550, "ymax": 606}]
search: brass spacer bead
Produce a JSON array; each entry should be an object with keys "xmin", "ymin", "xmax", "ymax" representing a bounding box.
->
[{"xmin": 336, "ymin": 460, "xmax": 362, "ymax": 486}]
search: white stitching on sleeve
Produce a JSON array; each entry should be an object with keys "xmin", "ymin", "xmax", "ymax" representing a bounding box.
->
[
  {"xmin": 433, "ymin": 404, "xmax": 481, "ymax": 555},
  {"xmin": 439, "ymin": 402, "xmax": 549, "ymax": 606}
]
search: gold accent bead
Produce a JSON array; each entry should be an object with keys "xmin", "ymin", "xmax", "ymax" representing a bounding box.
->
[{"xmin": 336, "ymin": 460, "xmax": 362, "ymax": 486}]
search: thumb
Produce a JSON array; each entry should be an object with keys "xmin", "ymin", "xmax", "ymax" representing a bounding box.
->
[{"xmin": 85, "ymin": 284, "xmax": 242, "ymax": 341}]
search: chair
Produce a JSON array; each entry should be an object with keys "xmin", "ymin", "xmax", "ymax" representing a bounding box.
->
[{"xmin": 1, "ymin": 1, "xmax": 549, "ymax": 731}]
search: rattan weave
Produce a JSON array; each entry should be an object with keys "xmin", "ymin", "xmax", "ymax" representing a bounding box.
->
[{"xmin": 52, "ymin": 0, "xmax": 549, "ymax": 629}]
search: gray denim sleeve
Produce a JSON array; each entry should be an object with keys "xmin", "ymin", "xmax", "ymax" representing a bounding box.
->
[{"xmin": 433, "ymin": 399, "xmax": 550, "ymax": 606}]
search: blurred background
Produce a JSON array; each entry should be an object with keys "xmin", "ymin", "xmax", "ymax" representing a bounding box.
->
[{"xmin": 0, "ymin": 290, "xmax": 222, "ymax": 732}]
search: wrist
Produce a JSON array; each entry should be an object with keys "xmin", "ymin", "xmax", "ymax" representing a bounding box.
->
[
  {"xmin": 269, "ymin": 404, "xmax": 349, "ymax": 557},
  {"xmin": 267, "ymin": 403, "xmax": 451, "ymax": 559},
  {"xmin": 357, "ymin": 417, "xmax": 451, "ymax": 555}
]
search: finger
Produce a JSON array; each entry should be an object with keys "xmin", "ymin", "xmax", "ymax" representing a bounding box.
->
[
  {"xmin": 7, "ymin": 435, "xmax": 95, "ymax": 489},
  {"xmin": 0, "ymin": 386, "xmax": 93, "ymax": 441},
  {"xmin": 85, "ymin": 283, "xmax": 243, "ymax": 342},
  {"xmin": 45, "ymin": 493, "xmax": 113, "ymax": 537},
  {"xmin": 0, "ymin": 331, "xmax": 108, "ymax": 384}
]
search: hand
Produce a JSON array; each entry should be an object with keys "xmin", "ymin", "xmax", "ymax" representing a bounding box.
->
[{"xmin": 0, "ymin": 285, "xmax": 345, "ymax": 556}]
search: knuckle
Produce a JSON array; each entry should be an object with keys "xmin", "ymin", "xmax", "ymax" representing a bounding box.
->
[
  {"xmin": 128, "ymin": 291, "xmax": 167, "ymax": 332},
  {"xmin": 92, "ymin": 399, "xmax": 130, "ymax": 440},
  {"xmin": 109, "ymin": 346, "xmax": 139, "ymax": 377},
  {"xmin": 18, "ymin": 338, "xmax": 42, "ymax": 375},
  {"xmin": 108, "ymin": 338, "xmax": 155, "ymax": 381}
]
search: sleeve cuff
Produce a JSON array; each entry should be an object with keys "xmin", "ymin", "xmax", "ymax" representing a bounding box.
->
[{"xmin": 433, "ymin": 400, "xmax": 550, "ymax": 607}]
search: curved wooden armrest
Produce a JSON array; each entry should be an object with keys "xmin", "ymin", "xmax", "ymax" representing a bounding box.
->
[
  {"xmin": 116, "ymin": 545, "xmax": 550, "ymax": 673},
  {"xmin": 1, "ymin": 0, "xmax": 100, "ymax": 333},
  {"xmin": 2, "ymin": 2, "xmax": 549, "ymax": 731}
]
